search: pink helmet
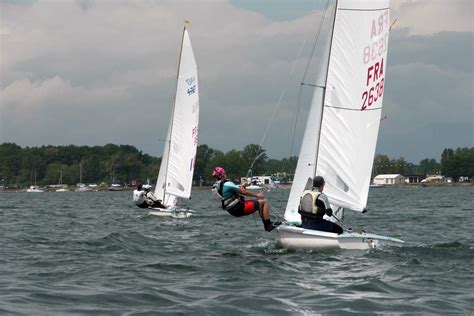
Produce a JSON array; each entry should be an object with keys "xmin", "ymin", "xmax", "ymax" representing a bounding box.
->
[{"xmin": 211, "ymin": 166, "xmax": 226, "ymax": 179}]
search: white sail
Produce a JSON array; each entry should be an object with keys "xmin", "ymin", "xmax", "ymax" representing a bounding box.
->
[
  {"xmin": 284, "ymin": 2, "xmax": 336, "ymax": 224},
  {"xmin": 155, "ymin": 120, "xmax": 177, "ymax": 207},
  {"xmin": 155, "ymin": 28, "xmax": 199, "ymax": 207},
  {"xmin": 284, "ymin": 89, "xmax": 322, "ymax": 223},
  {"xmin": 285, "ymin": 0, "xmax": 390, "ymax": 222}
]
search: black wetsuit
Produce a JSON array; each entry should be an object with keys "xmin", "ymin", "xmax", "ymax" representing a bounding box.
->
[{"xmin": 299, "ymin": 192, "xmax": 343, "ymax": 234}]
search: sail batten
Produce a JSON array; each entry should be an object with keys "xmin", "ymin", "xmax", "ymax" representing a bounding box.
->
[
  {"xmin": 155, "ymin": 28, "xmax": 199, "ymax": 208},
  {"xmin": 285, "ymin": 0, "xmax": 390, "ymax": 222}
]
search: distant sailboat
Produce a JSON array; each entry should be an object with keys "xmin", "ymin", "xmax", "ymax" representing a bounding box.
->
[
  {"xmin": 275, "ymin": 0, "xmax": 403, "ymax": 250},
  {"xmin": 149, "ymin": 22, "xmax": 199, "ymax": 218},
  {"xmin": 26, "ymin": 170, "xmax": 44, "ymax": 192},
  {"xmin": 75, "ymin": 163, "xmax": 92, "ymax": 192},
  {"xmin": 56, "ymin": 169, "xmax": 68, "ymax": 192}
]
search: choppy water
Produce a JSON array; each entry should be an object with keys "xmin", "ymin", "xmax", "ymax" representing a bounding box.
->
[{"xmin": 1, "ymin": 187, "xmax": 473, "ymax": 315}]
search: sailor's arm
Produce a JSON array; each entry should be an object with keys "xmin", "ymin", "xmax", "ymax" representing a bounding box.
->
[
  {"xmin": 146, "ymin": 192, "xmax": 159, "ymax": 202},
  {"xmin": 239, "ymin": 186, "xmax": 264, "ymax": 199},
  {"xmin": 318, "ymin": 193, "xmax": 333, "ymax": 216}
]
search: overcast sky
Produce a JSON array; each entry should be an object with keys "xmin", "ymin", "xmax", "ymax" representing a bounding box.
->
[{"xmin": 1, "ymin": 0, "xmax": 472, "ymax": 163}]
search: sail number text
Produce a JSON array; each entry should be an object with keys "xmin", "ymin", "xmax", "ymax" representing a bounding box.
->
[
  {"xmin": 361, "ymin": 11, "xmax": 389, "ymax": 111},
  {"xmin": 364, "ymin": 11, "xmax": 389, "ymax": 64},
  {"xmin": 192, "ymin": 125, "xmax": 198, "ymax": 145},
  {"xmin": 186, "ymin": 76, "xmax": 197, "ymax": 96},
  {"xmin": 361, "ymin": 59, "xmax": 384, "ymax": 111}
]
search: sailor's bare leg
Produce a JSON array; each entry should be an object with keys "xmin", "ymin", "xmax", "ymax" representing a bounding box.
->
[{"xmin": 258, "ymin": 199, "xmax": 270, "ymax": 220}]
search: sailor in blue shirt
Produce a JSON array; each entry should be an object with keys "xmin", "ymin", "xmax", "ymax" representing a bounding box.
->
[{"xmin": 211, "ymin": 166, "xmax": 280, "ymax": 232}]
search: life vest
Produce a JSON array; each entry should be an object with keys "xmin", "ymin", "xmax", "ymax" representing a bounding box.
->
[
  {"xmin": 298, "ymin": 189, "xmax": 325, "ymax": 218},
  {"xmin": 213, "ymin": 180, "xmax": 244, "ymax": 212},
  {"xmin": 133, "ymin": 190, "xmax": 145, "ymax": 205}
]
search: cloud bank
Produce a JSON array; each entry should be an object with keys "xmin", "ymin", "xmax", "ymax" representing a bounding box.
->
[{"xmin": 1, "ymin": 0, "xmax": 472, "ymax": 164}]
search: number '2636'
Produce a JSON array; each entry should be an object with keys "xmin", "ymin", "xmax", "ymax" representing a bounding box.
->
[{"xmin": 361, "ymin": 78, "xmax": 384, "ymax": 111}]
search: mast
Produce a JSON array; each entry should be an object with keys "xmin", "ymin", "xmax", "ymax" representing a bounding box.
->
[
  {"xmin": 283, "ymin": 1, "xmax": 337, "ymax": 223},
  {"xmin": 162, "ymin": 23, "xmax": 187, "ymax": 202},
  {"xmin": 314, "ymin": 0, "xmax": 338, "ymax": 175}
]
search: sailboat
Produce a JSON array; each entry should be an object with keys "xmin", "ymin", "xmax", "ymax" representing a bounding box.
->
[
  {"xmin": 75, "ymin": 163, "xmax": 92, "ymax": 192},
  {"xmin": 275, "ymin": 0, "xmax": 403, "ymax": 250},
  {"xmin": 56, "ymin": 169, "xmax": 68, "ymax": 192},
  {"xmin": 26, "ymin": 170, "xmax": 44, "ymax": 192},
  {"xmin": 149, "ymin": 22, "xmax": 199, "ymax": 219}
]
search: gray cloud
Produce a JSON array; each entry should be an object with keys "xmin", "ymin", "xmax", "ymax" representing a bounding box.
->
[{"xmin": 0, "ymin": 0, "xmax": 472, "ymax": 165}]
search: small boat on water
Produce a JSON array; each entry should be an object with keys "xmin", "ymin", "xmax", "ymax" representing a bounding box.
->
[
  {"xmin": 26, "ymin": 186, "xmax": 44, "ymax": 193},
  {"xmin": 108, "ymin": 184, "xmax": 123, "ymax": 191},
  {"xmin": 149, "ymin": 22, "xmax": 199, "ymax": 218},
  {"xmin": 75, "ymin": 183, "xmax": 93, "ymax": 192},
  {"xmin": 56, "ymin": 170, "xmax": 68, "ymax": 192},
  {"xmin": 27, "ymin": 170, "xmax": 44, "ymax": 192},
  {"xmin": 369, "ymin": 185, "xmax": 384, "ymax": 189},
  {"xmin": 275, "ymin": 0, "xmax": 403, "ymax": 250}
]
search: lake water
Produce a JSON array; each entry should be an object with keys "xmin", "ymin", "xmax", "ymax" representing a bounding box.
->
[{"xmin": 1, "ymin": 187, "xmax": 473, "ymax": 315}]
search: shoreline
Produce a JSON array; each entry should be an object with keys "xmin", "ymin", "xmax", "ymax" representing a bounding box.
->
[{"xmin": 1, "ymin": 182, "xmax": 472, "ymax": 193}]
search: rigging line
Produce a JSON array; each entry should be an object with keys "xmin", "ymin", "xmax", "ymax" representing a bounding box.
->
[
  {"xmin": 390, "ymin": 17, "xmax": 398, "ymax": 30},
  {"xmin": 162, "ymin": 26, "xmax": 186, "ymax": 202},
  {"xmin": 247, "ymin": 37, "xmax": 307, "ymax": 173},
  {"xmin": 272, "ymin": 210, "xmax": 287, "ymax": 223},
  {"xmin": 315, "ymin": 0, "xmax": 338, "ymax": 173},
  {"xmin": 300, "ymin": 0, "xmax": 331, "ymax": 85},
  {"xmin": 331, "ymin": 214, "xmax": 349, "ymax": 231},
  {"xmin": 288, "ymin": 0, "xmax": 331, "ymax": 159}
]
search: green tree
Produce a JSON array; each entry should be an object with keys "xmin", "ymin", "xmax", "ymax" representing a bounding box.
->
[
  {"xmin": 441, "ymin": 147, "xmax": 474, "ymax": 181},
  {"xmin": 242, "ymin": 144, "xmax": 267, "ymax": 176},
  {"xmin": 417, "ymin": 158, "xmax": 440, "ymax": 175},
  {"xmin": 205, "ymin": 150, "xmax": 226, "ymax": 182},
  {"xmin": 194, "ymin": 144, "xmax": 214, "ymax": 181},
  {"xmin": 372, "ymin": 154, "xmax": 391, "ymax": 177}
]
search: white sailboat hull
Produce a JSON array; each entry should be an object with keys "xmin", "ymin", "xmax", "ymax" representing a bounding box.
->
[
  {"xmin": 26, "ymin": 186, "xmax": 44, "ymax": 193},
  {"xmin": 275, "ymin": 225, "xmax": 404, "ymax": 250},
  {"xmin": 148, "ymin": 207, "xmax": 195, "ymax": 219},
  {"xmin": 26, "ymin": 189, "xmax": 44, "ymax": 193}
]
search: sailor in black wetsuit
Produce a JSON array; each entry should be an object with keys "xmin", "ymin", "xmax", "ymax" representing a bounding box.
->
[{"xmin": 298, "ymin": 176, "xmax": 343, "ymax": 234}]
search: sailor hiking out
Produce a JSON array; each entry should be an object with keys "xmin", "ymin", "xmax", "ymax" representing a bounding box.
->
[
  {"xmin": 133, "ymin": 184, "xmax": 166, "ymax": 209},
  {"xmin": 211, "ymin": 166, "xmax": 281, "ymax": 232},
  {"xmin": 298, "ymin": 176, "xmax": 343, "ymax": 234},
  {"xmin": 133, "ymin": 184, "xmax": 148, "ymax": 208}
]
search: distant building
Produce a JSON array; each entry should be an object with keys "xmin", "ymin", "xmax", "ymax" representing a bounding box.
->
[
  {"xmin": 404, "ymin": 175, "xmax": 425, "ymax": 184},
  {"xmin": 373, "ymin": 174, "xmax": 406, "ymax": 185}
]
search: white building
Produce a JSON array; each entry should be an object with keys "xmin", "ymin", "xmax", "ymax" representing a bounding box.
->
[{"xmin": 373, "ymin": 174, "xmax": 406, "ymax": 185}]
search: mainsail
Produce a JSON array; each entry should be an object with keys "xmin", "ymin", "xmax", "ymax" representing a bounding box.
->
[
  {"xmin": 155, "ymin": 27, "xmax": 199, "ymax": 208},
  {"xmin": 285, "ymin": 0, "xmax": 390, "ymax": 223}
]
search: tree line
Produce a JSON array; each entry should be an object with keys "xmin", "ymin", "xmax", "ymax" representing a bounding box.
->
[
  {"xmin": 0, "ymin": 142, "xmax": 472, "ymax": 187},
  {"xmin": 0, "ymin": 143, "xmax": 160, "ymax": 187},
  {"xmin": 372, "ymin": 147, "xmax": 473, "ymax": 180}
]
